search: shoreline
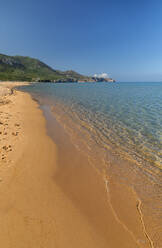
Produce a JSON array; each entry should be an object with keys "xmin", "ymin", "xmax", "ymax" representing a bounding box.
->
[
  {"xmin": 39, "ymin": 101, "xmax": 152, "ymax": 247},
  {"xmin": 0, "ymin": 82, "xmax": 152, "ymax": 247}
]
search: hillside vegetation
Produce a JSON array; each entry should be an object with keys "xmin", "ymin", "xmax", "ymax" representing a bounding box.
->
[{"xmin": 0, "ymin": 54, "xmax": 89, "ymax": 82}]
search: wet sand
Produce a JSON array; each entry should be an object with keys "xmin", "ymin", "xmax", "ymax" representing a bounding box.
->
[{"xmin": 0, "ymin": 83, "xmax": 151, "ymax": 247}]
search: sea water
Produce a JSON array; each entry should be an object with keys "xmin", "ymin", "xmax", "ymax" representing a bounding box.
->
[{"xmin": 18, "ymin": 82, "xmax": 162, "ymax": 247}]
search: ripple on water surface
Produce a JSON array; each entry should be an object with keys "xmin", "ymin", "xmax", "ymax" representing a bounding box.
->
[{"xmin": 18, "ymin": 82, "xmax": 162, "ymax": 247}]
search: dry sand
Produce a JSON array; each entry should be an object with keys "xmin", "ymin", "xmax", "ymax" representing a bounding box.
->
[{"xmin": 0, "ymin": 82, "xmax": 151, "ymax": 248}]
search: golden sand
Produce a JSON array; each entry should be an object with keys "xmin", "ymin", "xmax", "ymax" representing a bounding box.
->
[{"xmin": 0, "ymin": 82, "xmax": 151, "ymax": 248}]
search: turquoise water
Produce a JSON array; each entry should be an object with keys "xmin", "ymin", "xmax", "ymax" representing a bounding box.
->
[
  {"xmin": 18, "ymin": 82, "xmax": 162, "ymax": 246},
  {"xmin": 20, "ymin": 82, "xmax": 162, "ymax": 169}
]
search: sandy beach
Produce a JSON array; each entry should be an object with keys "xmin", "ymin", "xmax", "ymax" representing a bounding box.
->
[{"xmin": 0, "ymin": 82, "xmax": 152, "ymax": 248}]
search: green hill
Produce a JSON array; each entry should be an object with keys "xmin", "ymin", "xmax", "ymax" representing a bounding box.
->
[{"xmin": 0, "ymin": 54, "xmax": 89, "ymax": 82}]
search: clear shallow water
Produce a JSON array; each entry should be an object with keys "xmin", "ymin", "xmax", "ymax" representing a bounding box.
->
[
  {"xmin": 19, "ymin": 82, "xmax": 162, "ymax": 169},
  {"xmin": 18, "ymin": 82, "xmax": 162, "ymax": 247}
]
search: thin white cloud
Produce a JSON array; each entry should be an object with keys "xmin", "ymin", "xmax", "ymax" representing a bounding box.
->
[{"xmin": 93, "ymin": 73, "xmax": 109, "ymax": 78}]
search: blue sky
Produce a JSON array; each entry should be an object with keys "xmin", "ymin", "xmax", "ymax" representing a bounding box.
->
[{"xmin": 0, "ymin": 0, "xmax": 162, "ymax": 81}]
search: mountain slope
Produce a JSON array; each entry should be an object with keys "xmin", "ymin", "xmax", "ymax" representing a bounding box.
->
[{"xmin": 0, "ymin": 54, "xmax": 89, "ymax": 82}]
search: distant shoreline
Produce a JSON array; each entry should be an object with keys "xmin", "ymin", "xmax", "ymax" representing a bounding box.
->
[
  {"xmin": 0, "ymin": 53, "xmax": 115, "ymax": 83},
  {"xmin": 0, "ymin": 79, "xmax": 115, "ymax": 83}
]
